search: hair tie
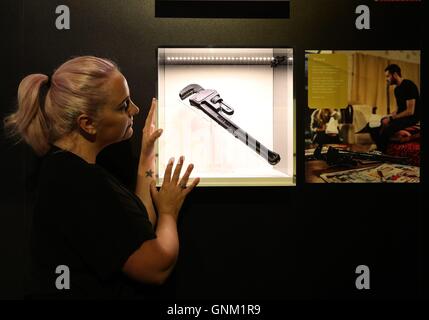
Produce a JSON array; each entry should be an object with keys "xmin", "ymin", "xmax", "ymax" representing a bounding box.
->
[
  {"xmin": 45, "ymin": 74, "xmax": 51, "ymax": 87},
  {"xmin": 39, "ymin": 74, "xmax": 52, "ymax": 115}
]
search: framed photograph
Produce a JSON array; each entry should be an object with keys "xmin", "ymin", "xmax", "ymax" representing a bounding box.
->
[{"xmin": 304, "ymin": 50, "xmax": 421, "ymax": 183}]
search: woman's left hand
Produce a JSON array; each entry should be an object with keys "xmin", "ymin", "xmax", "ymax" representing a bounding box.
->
[{"xmin": 140, "ymin": 98, "xmax": 163, "ymax": 165}]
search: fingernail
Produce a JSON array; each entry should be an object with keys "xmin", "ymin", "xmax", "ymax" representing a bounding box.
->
[
  {"xmin": 153, "ymin": 97, "xmax": 157, "ymax": 101},
  {"xmin": 158, "ymin": 129, "xmax": 163, "ymax": 134},
  {"xmin": 168, "ymin": 157, "xmax": 174, "ymax": 165},
  {"xmin": 179, "ymin": 156, "xmax": 184, "ymax": 164},
  {"xmin": 190, "ymin": 163, "xmax": 194, "ymax": 169}
]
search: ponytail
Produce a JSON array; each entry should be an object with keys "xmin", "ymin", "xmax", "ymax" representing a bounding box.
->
[{"xmin": 3, "ymin": 74, "xmax": 51, "ymax": 156}]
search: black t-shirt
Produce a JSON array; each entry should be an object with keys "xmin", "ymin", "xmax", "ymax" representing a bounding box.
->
[
  {"xmin": 394, "ymin": 79, "xmax": 420, "ymax": 119},
  {"xmin": 29, "ymin": 145, "xmax": 156, "ymax": 299}
]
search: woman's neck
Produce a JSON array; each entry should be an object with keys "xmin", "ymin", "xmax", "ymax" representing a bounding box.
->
[{"xmin": 53, "ymin": 134, "xmax": 101, "ymax": 164}]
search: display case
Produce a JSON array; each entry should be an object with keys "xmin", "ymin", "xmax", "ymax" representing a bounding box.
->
[{"xmin": 157, "ymin": 48, "xmax": 295, "ymax": 186}]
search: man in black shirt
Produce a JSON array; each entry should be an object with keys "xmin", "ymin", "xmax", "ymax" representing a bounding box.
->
[{"xmin": 371, "ymin": 64, "xmax": 420, "ymax": 152}]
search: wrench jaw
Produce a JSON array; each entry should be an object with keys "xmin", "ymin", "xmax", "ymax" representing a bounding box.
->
[
  {"xmin": 181, "ymin": 85, "xmax": 235, "ymax": 116},
  {"xmin": 186, "ymin": 89, "xmax": 216, "ymax": 112},
  {"xmin": 179, "ymin": 84, "xmax": 204, "ymax": 100},
  {"xmin": 191, "ymin": 89, "xmax": 225, "ymax": 114}
]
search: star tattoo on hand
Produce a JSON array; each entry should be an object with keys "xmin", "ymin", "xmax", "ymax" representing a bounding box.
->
[{"xmin": 145, "ymin": 169, "xmax": 154, "ymax": 178}]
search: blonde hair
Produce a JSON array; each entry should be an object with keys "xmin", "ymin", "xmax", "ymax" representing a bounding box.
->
[{"xmin": 3, "ymin": 56, "xmax": 119, "ymax": 156}]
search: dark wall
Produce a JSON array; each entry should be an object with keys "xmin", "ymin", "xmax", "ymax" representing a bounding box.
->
[{"xmin": 0, "ymin": 0, "xmax": 425, "ymax": 299}]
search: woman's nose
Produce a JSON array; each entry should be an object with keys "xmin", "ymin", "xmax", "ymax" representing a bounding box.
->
[{"xmin": 129, "ymin": 102, "xmax": 139, "ymax": 116}]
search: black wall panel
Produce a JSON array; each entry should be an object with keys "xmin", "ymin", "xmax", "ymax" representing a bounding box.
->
[{"xmin": 0, "ymin": 0, "xmax": 425, "ymax": 300}]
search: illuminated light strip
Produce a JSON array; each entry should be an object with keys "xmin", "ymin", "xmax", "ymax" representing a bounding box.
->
[{"xmin": 165, "ymin": 56, "xmax": 275, "ymax": 62}]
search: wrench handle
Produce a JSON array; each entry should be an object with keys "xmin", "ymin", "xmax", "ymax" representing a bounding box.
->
[{"xmin": 195, "ymin": 101, "xmax": 281, "ymax": 165}]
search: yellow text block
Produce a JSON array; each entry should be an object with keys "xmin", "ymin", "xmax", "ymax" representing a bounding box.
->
[{"xmin": 308, "ymin": 54, "xmax": 348, "ymax": 109}]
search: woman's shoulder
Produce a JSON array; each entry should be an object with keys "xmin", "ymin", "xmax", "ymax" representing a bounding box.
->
[
  {"xmin": 38, "ymin": 147, "xmax": 107, "ymax": 190},
  {"xmin": 44, "ymin": 150, "xmax": 92, "ymax": 172}
]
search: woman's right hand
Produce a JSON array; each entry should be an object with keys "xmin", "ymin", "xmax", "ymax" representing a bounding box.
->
[
  {"xmin": 150, "ymin": 156, "xmax": 200, "ymax": 221},
  {"xmin": 140, "ymin": 98, "xmax": 162, "ymax": 165}
]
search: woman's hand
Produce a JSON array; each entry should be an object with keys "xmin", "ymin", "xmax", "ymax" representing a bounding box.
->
[
  {"xmin": 136, "ymin": 98, "xmax": 163, "ymax": 227},
  {"xmin": 140, "ymin": 98, "xmax": 163, "ymax": 165},
  {"xmin": 150, "ymin": 156, "xmax": 200, "ymax": 222},
  {"xmin": 126, "ymin": 156, "xmax": 200, "ymax": 286}
]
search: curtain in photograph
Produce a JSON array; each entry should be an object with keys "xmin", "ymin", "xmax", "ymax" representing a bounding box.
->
[{"xmin": 350, "ymin": 53, "xmax": 388, "ymax": 114}]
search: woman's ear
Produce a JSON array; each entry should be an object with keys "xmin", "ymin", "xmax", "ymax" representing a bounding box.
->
[{"xmin": 77, "ymin": 114, "xmax": 97, "ymax": 135}]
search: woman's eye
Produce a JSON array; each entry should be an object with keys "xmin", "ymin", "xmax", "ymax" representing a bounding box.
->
[{"xmin": 121, "ymin": 100, "xmax": 130, "ymax": 110}]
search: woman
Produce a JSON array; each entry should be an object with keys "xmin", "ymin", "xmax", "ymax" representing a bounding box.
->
[{"xmin": 3, "ymin": 56, "xmax": 199, "ymax": 298}]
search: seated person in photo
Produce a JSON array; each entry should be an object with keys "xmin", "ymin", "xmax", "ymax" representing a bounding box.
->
[
  {"xmin": 370, "ymin": 64, "xmax": 421, "ymax": 152},
  {"xmin": 310, "ymin": 108, "xmax": 341, "ymax": 145}
]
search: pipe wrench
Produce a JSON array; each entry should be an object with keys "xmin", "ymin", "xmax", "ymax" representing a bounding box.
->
[{"xmin": 179, "ymin": 84, "xmax": 281, "ymax": 165}]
